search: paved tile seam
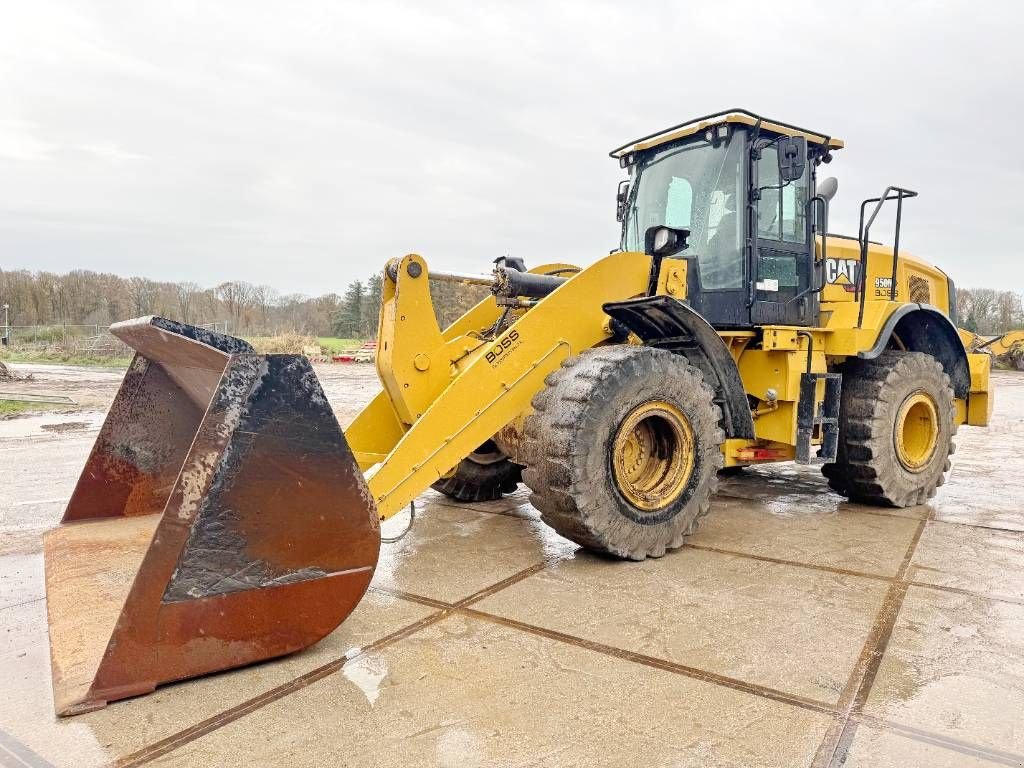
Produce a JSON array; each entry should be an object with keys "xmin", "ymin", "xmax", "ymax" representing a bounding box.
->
[
  {"xmin": 119, "ymin": 553, "xmax": 582, "ymax": 764},
  {"xmin": 684, "ymin": 543, "xmax": 894, "ymax": 583},
  {"xmin": 422, "ymin": 497, "xmax": 527, "ymax": 520},
  {"xmin": 906, "ymin": 578, "xmax": 1024, "ymax": 607},
  {"xmin": 927, "ymin": 518, "xmax": 1024, "ymax": 534},
  {"xmin": 0, "ymin": 727, "xmax": 57, "ymax": 768},
  {"xmin": 0, "ymin": 597, "xmax": 45, "ymax": 613},
  {"xmin": 13, "ymin": 496, "xmax": 1019, "ymax": 766},
  {"xmin": 852, "ymin": 714, "xmax": 1024, "ymax": 767},
  {"xmin": 378, "ymin": 539, "xmax": 1024, "ymax": 766},
  {"xmin": 116, "ymin": 607, "xmax": 450, "ymax": 767},
  {"xmin": 676, "ymin": 540, "xmax": 1024, "ymax": 608},
  {"xmin": 641, "ymin": 534, "xmax": 1024, "ymax": 608},
  {"xmin": 454, "ymin": 561, "xmax": 554, "ymax": 607},
  {"xmin": 368, "ymin": 586, "xmax": 450, "ymax": 611},
  {"xmin": 124, "ymin": 527, "xmax": 1024, "ymax": 768},
  {"xmin": 371, "ymin": 583, "xmax": 834, "ymax": 713},
  {"xmin": 812, "ymin": 517, "xmax": 927, "ymax": 768},
  {"xmin": 459, "ymin": 605, "xmax": 840, "ymax": 715}
]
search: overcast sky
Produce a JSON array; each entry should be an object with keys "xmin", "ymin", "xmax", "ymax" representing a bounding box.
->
[{"xmin": 2, "ymin": 0, "xmax": 1023, "ymax": 296}]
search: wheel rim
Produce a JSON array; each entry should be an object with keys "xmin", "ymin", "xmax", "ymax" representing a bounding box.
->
[
  {"xmin": 466, "ymin": 440, "xmax": 507, "ymax": 466},
  {"xmin": 612, "ymin": 400, "xmax": 695, "ymax": 511},
  {"xmin": 894, "ymin": 391, "xmax": 939, "ymax": 472}
]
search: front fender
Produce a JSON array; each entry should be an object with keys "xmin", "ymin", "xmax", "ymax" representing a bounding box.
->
[{"xmin": 601, "ymin": 295, "xmax": 756, "ymax": 439}]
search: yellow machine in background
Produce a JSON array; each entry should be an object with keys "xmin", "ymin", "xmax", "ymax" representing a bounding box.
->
[
  {"xmin": 43, "ymin": 109, "xmax": 994, "ymax": 714},
  {"xmin": 959, "ymin": 327, "xmax": 1024, "ymax": 370}
]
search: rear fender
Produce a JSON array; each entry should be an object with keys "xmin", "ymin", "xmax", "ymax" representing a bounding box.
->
[{"xmin": 861, "ymin": 304, "xmax": 971, "ymax": 398}]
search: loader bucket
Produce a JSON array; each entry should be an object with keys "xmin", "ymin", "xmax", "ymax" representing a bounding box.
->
[{"xmin": 43, "ymin": 317, "xmax": 380, "ymax": 716}]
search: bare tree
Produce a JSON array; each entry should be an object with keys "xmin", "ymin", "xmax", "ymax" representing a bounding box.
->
[
  {"xmin": 216, "ymin": 281, "xmax": 257, "ymax": 334},
  {"xmin": 175, "ymin": 282, "xmax": 202, "ymax": 324},
  {"xmin": 996, "ymin": 290, "xmax": 1022, "ymax": 332},
  {"xmin": 126, "ymin": 277, "xmax": 159, "ymax": 316},
  {"xmin": 252, "ymin": 284, "xmax": 279, "ymax": 334}
]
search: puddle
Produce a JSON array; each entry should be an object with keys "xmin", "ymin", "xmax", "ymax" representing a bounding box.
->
[{"xmin": 342, "ymin": 655, "xmax": 388, "ymax": 706}]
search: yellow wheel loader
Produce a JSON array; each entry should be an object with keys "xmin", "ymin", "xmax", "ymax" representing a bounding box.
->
[
  {"xmin": 959, "ymin": 327, "xmax": 1024, "ymax": 370},
  {"xmin": 43, "ymin": 109, "xmax": 992, "ymax": 715}
]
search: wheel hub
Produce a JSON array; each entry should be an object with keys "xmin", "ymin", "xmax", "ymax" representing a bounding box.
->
[
  {"xmin": 612, "ymin": 400, "xmax": 695, "ymax": 511},
  {"xmin": 894, "ymin": 391, "xmax": 939, "ymax": 472}
]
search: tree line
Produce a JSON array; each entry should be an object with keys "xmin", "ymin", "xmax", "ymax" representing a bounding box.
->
[
  {"xmin": 0, "ymin": 267, "xmax": 490, "ymax": 340},
  {"xmin": 956, "ymin": 287, "xmax": 1024, "ymax": 335},
  {"xmin": 3, "ymin": 267, "xmax": 1019, "ymax": 340}
]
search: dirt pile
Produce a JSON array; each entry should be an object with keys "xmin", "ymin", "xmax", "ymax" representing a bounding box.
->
[{"xmin": 248, "ymin": 333, "xmax": 321, "ymax": 355}]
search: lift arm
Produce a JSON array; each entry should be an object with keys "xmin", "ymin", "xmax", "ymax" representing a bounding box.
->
[{"xmin": 364, "ymin": 251, "xmax": 652, "ymax": 520}]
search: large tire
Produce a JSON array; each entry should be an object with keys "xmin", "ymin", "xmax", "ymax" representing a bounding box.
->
[
  {"xmin": 432, "ymin": 440, "xmax": 522, "ymax": 502},
  {"xmin": 522, "ymin": 346, "xmax": 724, "ymax": 560},
  {"xmin": 822, "ymin": 351, "xmax": 955, "ymax": 507}
]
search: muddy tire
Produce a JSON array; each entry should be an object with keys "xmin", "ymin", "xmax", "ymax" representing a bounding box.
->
[
  {"xmin": 432, "ymin": 440, "xmax": 522, "ymax": 502},
  {"xmin": 822, "ymin": 351, "xmax": 955, "ymax": 507},
  {"xmin": 522, "ymin": 346, "xmax": 724, "ymax": 560}
]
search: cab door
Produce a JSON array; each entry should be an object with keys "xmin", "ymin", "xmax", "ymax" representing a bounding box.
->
[{"xmin": 750, "ymin": 145, "xmax": 816, "ymax": 326}]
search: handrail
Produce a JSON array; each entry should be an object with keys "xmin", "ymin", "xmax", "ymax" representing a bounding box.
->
[{"xmin": 856, "ymin": 186, "xmax": 918, "ymax": 328}]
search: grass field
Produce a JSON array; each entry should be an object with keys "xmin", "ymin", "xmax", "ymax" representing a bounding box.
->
[
  {"xmin": 0, "ymin": 400, "xmax": 61, "ymax": 417},
  {"xmin": 0, "ymin": 338, "xmax": 362, "ymax": 366},
  {"xmin": 0, "ymin": 351, "xmax": 132, "ymax": 368},
  {"xmin": 317, "ymin": 337, "xmax": 361, "ymax": 353}
]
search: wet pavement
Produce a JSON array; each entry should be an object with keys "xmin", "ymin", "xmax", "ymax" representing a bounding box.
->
[{"xmin": 1, "ymin": 364, "xmax": 1023, "ymax": 767}]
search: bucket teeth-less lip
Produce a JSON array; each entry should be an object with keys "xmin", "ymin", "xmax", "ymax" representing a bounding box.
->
[{"xmin": 43, "ymin": 316, "xmax": 379, "ymax": 716}]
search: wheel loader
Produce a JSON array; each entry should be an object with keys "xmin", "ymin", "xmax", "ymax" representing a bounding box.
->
[
  {"xmin": 42, "ymin": 109, "xmax": 992, "ymax": 715},
  {"xmin": 960, "ymin": 327, "xmax": 1024, "ymax": 370}
]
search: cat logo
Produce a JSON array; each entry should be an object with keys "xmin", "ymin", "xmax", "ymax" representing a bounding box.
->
[{"xmin": 825, "ymin": 258, "xmax": 859, "ymax": 292}]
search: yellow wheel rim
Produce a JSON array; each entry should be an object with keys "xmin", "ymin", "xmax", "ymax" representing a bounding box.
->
[
  {"xmin": 612, "ymin": 400, "xmax": 695, "ymax": 511},
  {"xmin": 894, "ymin": 391, "xmax": 939, "ymax": 472}
]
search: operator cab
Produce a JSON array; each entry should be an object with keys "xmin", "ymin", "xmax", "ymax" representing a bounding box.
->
[{"xmin": 612, "ymin": 109, "xmax": 843, "ymax": 328}]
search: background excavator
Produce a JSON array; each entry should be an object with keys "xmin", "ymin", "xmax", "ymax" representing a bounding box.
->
[{"xmin": 43, "ymin": 109, "xmax": 992, "ymax": 715}]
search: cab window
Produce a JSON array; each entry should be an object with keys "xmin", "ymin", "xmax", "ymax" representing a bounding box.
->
[
  {"xmin": 664, "ymin": 177, "xmax": 692, "ymax": 229},
  {"xmin": 757, "ymin": 145, "xmax": 808, "ymax": 244}
]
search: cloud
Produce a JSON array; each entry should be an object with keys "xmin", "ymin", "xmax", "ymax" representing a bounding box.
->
[{"xmin": 1, "ymin": 0, "xmax": 1022, "ymax": 294}]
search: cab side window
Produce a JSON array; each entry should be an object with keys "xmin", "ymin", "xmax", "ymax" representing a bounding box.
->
[
  {"xmin": 757, "ymin": 145, "xmax": 808, "ymax": 244},
  {"xmin": 757, "ymin": 147, "xmax": 781, "ymax": 239}
]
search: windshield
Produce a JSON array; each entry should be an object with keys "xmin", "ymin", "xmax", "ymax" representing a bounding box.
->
[{"xmin": 622, "ymin": 132, "xmax": 745, "ymax": 290}]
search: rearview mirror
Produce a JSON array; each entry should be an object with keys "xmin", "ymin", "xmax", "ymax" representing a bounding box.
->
[
  {"xmin": 616, "ymin": 180, "xmax": 630, "ymax": 222},
  {"xmin": 778, "ymin": 136, "xmax": 807, "ymax": 182}
]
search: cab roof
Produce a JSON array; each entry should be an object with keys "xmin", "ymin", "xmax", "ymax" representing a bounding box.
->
[{"xmin": 609, "ymin": 108, "xmax": 845, "ymax": 159}]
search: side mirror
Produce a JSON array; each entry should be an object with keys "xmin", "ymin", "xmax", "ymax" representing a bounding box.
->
[
  {"xmin": 778, "ymin": 136, "xmax": 807, "ymax": 182},
  {"xmin": 644, "ymin": 226, "xmax": 689, "ymax": 258},
  {"xmin": 615, "ymin": 180, "xmax": 630, "ymax": 223}
]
